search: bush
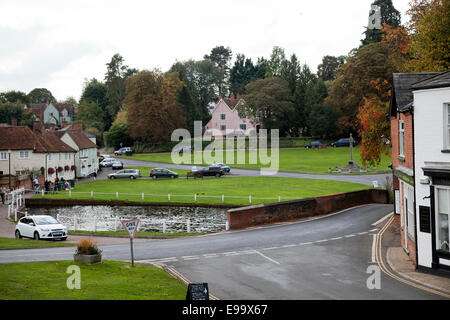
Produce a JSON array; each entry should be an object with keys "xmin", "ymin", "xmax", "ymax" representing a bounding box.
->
[{"xmin": 75, "ymin": 238, "xmax": 102, "ymax": 255}]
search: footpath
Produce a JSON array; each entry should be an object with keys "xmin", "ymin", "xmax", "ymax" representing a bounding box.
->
[{"xmin": 381, "ymin": 216, "xmax": 450, "ymax": 297}]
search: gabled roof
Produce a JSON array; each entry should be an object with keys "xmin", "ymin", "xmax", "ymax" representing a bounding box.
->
[
  {"xmin": 0, "ymin": 126, "xmax": 47, "ymax": 152},
  {"xmin": 390, "ymin": 72, "xmax": 441, "ymax": 116},
  {"xmin": 410, "ymin": 71, "xmax": 450, "ymax": 90},
  {"xmin": 53, "ymin": 103, "xmax": 74, "ymax": 114},
  {"xmin": 223, "ymin": 97, "xmax": 241, "ymax": 109},
  {"xmin": 36, "ymin": 132, "xmax": 76, "ymax": 153},
  {"xmin": 64, "ymin": 131, "xmax": 97, "ymax": 149}
]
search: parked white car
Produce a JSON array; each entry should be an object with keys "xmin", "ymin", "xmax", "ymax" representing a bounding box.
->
[
  {"xmin": 15, "ymin": 215, "xmax": 68, "ymax": 241},
  {"xmin": 100, "ymin": 158, "xmax": 115, "ymax": 167}
]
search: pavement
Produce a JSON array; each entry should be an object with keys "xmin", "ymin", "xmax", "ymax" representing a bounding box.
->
[{"xmin": 1, "ymin": 203, "xmax": 449, "ymax": 299}]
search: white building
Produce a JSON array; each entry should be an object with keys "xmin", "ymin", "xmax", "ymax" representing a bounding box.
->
[{"xmin": 412, "ymin": 71, "xmax": 450, "ymax": 272}]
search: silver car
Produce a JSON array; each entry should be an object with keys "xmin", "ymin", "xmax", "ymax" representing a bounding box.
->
[{"xmin": 108, "ymin": 169, "xmax": 141, "ymax": 179}]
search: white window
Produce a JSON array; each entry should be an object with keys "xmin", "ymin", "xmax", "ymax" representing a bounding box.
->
[
  {"xmin": 445, "ymin": 105, "xmax": 450, "ymax": 149},
  {"xmin": 48, "ymin": 153, "xmax": 52, "ymax": 161},
  {"xmin": 219, "ymin": 113, "xmax": 226, "ymax": 120},
  {"xmin": 0, "ymin": 152, "xmax": 7, "ymax": 160},
  {"xmin": 220, "ymin": 124, "xmax": 226, "ymax": 131},
  {"xmin": 436, "ymin": 188, "xmax": 450, "ymax": 252},
  {"xmin": 19, "ymin": 151, "xmax": 29, "ymax": 159},
  {"xmin": 399, "ymin": 120, "xmax": 404, "ymax": 157}
]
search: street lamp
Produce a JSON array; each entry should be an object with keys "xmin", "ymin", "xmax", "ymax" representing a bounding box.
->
[{"xmin": 8, "ymin": 149, "xmax": 11, "ymax": 190}]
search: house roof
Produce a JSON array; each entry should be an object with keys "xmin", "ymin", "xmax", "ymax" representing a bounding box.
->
[
  {"xmin": 65, "ymin": 131, "xmax": 97, "ymax": 149},
  {"xmin": 410, "ymin": 71, "xmax": 450, "ymax": 90},
  {"xmin": 389, "ymin": 72, "xmax": 441, "ymax": 116},
  {"xmin": 36, "ymin": 132, "xmax": 76, "ymax": 153},
  {"xmin": 0, "ymin": 126, "xmax": 47, "ymax": 152},
  {"xmin": 223, "ymin": 97, "xmax": 241, "ymax": 109},
  {"xmin": 29, "ymin": 103, "xmax": 74, "ymax": 119},
  {"xmin": 53, "ymin": 103, "xmax": 74, "ymax": 114}
]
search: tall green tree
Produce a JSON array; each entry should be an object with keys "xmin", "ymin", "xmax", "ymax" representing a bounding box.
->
[
  {"xmin": 280, "ymin": 54, "xmax": 301, "ymax": 95},
  {"xmin": 230, "ymin": 54, "xmax": 256, "ymax": 96},
  {"xmin": 265, "ymin": 46, "xmax": 287, "ymax": 78},
  {"xmin": 104, "ymin": 54, "xmax": 137, "ymax": 123},
  {"xmin": 240, "ymin": 77, "xmax": 294, "ymax": 135},
  {"xmin": 80, "ymin": 78, "xmax": 111, "ymax": 129},
  {"xmin": 317, "ymin": 55, "xmax": 346, "ymax": 81},
  {"xmin": 204, "ymin": 46, "xmax": 232, "ymax": 96},
  {"xmin": 291, "ymin": 65, "xmax": 316, "ymax": 135},
  {"xmin": 27, "ymin": 88, "xmax": 56, "ymax": 104},
  {"xmin": 0, "ymin": 91, "xmax": 30, "ymax": 104}
]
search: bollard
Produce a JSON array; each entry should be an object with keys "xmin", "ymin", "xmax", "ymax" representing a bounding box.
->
[
  {"xmin": 278, "ymin": 195, "xmax": 281, "ymax": 202},
  {"xmin": 74, "ymin": 215, "xmax": 78, "ymax": 231},
  {"xmin": 226, "ymin": 220, "xmax": 230, "ymax": 231},
  {"xmin": 91, "ymin": 191, "xmax": 94, "ymax": 200},
  {"xmin": 142, "ymin": 193, "xmax": 144, "ymax": 201},
  {"xmin": 114, "ymin": 216, "xmax": 118, "ymax": 231},
  {"xmin": 163, "ymin": 219, "xmax": 166, "ymax": 233},
  {"xmin": 93, "ymin": 216, "xmax": 97, "ymax": 232},
  {"xmin": 25, "ymin": 210, "xmax": 28, "ymax": 217},
  {"xmin": 168, "ymin": 193, "xmax": 171, "ymax": 201},
  {"xmin": 8, "ymin": 205, "xmax": 11, "ymax": 218},
  {"xmin": 186, "ymin": 219, "xmax": 191, "ymax": 233},
  {"xmin": 41, "ymin": 189, "xmax": 44, "ymax": 198},
  {"xmin": 14, "ymin": 208, "xmax": 17, "ymax": 221},
  {"xmin": 194, "ymin": 194, "xmax": 197, "ymax": 202},
  {"xmin": 222, "ymin": 194, "xmax": 224, "ymax": 203},
  {"xmin": 116, "ymin": 192, "xmax": 118, "ymax": 200},
  {"xmin": 249, "ymin": 195, "xmax": 252, "ymax": 204}
]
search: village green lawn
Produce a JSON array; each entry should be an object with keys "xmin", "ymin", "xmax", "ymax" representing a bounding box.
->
[
  {"xmin": 0, "ymin": 260, "xmax": 186, "ymax": 300},
  {"xmin": 120, "ymin": 147, "xmax": 391, "ymax": 174},
  {"xmin": 41, "ymin": 176, "xmax": 370, "ymax": 205}
]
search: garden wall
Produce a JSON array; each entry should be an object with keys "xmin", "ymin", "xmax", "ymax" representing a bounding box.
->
[{"xmin": 227, "ymin": 189, "xmax": 389, "ymax": 230}]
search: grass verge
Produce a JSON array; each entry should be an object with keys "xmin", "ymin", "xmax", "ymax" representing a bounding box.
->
[
  {"xmin": 0, "ymin": 237, "xmax": 75, "ymax": 250},
  {"xmin": 0, "ymin": 260, "xmax": 186, "ymax": 299}
]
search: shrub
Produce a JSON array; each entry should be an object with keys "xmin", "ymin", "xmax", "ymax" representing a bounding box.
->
[{"xmin": 75, "ymin": 238, "xmax": 102, "ymax": 255}]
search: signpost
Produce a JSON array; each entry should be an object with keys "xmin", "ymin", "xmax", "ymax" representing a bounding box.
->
[{"xmin": 121, "ymin": 218, "xmax": 140, "ymax": 267}]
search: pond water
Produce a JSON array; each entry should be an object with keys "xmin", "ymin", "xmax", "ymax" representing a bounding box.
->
[{"xmin": 27, "ymin": 206, "xmax": 228, "ymax": 233}]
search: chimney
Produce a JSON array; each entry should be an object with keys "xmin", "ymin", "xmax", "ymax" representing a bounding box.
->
[
  {"xmin": 33, "ymin": 121, "xmax": 42, "ymax": 133},
  {"xmin": 72, "ymin": 122, "xmax": 83, "ymax": 132},
  {"xmin": 11, "ymin": 118, "xmax": 17, "ymax": 126}
]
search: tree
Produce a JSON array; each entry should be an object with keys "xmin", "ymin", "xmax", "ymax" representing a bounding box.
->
[
  {"xmin": 0, "ymin": 91, "xmax": 30, "ymax": 104},
  {"xmin": 280, "ymin": 54, "xmax": 301, "ymax": 95},
  {"xmin": 404, "ymin": 0, "xmax": 450, "ymax": 72},
  {"xmin": 104, "ymin": 54, "xmax": 137, "ymax": 123},
  {"xmin": 362, "ymin": 0, "xmax": 401, "ymax": 45},
  {"xmin": 307, "ymin": 104, "xmax": 339, "ymax": 138},
  {"xmin": 325, "ymin": 41, "xmax": 397, "ymax": 136},
  {"xmin": 291, "ymin": 65, "xmax": 316, "ymax": 135},
  {"xmin": 0, "ymin": 102, "xmax": 24, "ymax": 124},
  {"xmin": 240, "ymin": 77, "xmax": 294, "ymax": 135},
  {"xmin": 265, "ymin": 46, "xmax": 287, "ymax": 78},
  {"xmin": 27, "ymin": 88, "xmax": 56, "ymax": 104},
  {"xmin": 124, "ymin": 70, "xmax": 185, "ymax": 143},
  {"xmin": 357, "ymin": 79, "xmax": 391, "ymax": 166},
  {"xmin": 76, "ymin": 100, "xmax": 105, "ymax": 133},
  {"xmin": 104, "ymin": 122, "xmax": 133, "ymax": 149},
  {"xmin": 317, "ymin": 55, "xmax": 346, "ymax": 81},
  {"xmin": 80, "ymin": 78, "xmax": 111, "ymax": 129},
  {"xmin": 230, "ymin": 54, "xmax": 255, "ymax": 96},
  {"xmin": 204, "ymin": 46, "xmax": 233, "ymax": 96},
  {"xmin": 60, "ymin": 96, "xmax": 77, "ymax": 105}
]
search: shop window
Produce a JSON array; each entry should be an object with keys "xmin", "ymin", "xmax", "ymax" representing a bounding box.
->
[{"xmin": 437, "ymin": 188, "xmax": 450, "ymax": 252}]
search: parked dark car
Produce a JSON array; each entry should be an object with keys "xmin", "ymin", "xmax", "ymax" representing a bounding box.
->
[
  {"xmin": 202, "ymin": 166, "xmax": 225, "ymax": 177},
  {"xmin": 305, "ymin": 141, "xmax": 326, "ymax": 149},
  {"xmin": 114, "ymin": 147, "xmax": 133, "ymax": 156},
  {"xmin": 150, "ymin": 168, "xmax": 179, "ymax": 179},
  {"xmin": 331, "ymin": 138, "xmax": 358, "ymax": 147}
]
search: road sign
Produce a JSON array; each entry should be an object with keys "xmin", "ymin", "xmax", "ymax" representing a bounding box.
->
[{"xmin": 121, "ymin": 218, "xmax": 140, "ymax": 239}]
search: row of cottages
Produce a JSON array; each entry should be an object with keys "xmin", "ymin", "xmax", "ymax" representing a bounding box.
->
[
  {"xmin": 29, "ymin": 102, "xmax": 75, "ymax": 127},
  {"xmin": 390, "ymin": 71, "xmax": 450, "ymax": 275},
  {"xmin": 0, "ymin": 123, "xmax": 98, "ymax": 188},
  {"xmin": 205, "ymin": 96, "xmax": 259, "ymax": 137}
]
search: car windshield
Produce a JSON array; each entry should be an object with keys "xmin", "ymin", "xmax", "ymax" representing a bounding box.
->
[{"xmin": 34, "ymin": 216, "xmax": 59, "ymax": 225}]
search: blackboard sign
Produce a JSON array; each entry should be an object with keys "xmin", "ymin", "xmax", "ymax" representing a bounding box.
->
[
  {"xmin": 186, "ymin": 283, "xmax": 209, "ymax": 300},
  {"xmin": 419, "ymin": 206, "xmax": 431, "ymax": 233}
]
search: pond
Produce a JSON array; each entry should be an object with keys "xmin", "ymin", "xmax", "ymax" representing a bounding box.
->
[{"xmin": 27, "ymin": 206, "xmax": 228, "ymax": 233}]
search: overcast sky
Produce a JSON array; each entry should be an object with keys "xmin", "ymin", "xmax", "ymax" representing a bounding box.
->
[{"xmin": 0, "ymin": 0, "xmax": 411, "ymax": 101}]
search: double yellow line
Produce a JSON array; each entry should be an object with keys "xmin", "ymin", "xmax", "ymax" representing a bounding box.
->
[{"xmin": 375, "ymin": 215, "xmax": 450, "ymax": 299}]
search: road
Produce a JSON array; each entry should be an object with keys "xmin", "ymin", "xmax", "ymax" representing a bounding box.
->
[
  {"xmin": 0, "ymin": 204, "xmax": 444, "ymax": 299},
  {"xmin": 119, "ymin": 157, "xmax": 391, "ymax": 186}
]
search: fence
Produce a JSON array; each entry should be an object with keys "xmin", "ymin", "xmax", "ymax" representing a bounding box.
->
[
  {"xmin": 55, "ymin": 214, "xmax": 229, "ymax": 234},
  {"xmin": 7, "ymin": 187, "xmax": 26, "ymax": 221},
  {"xmin": 37, "ymin": 189, "xmax": 300, "ymax": 205}
]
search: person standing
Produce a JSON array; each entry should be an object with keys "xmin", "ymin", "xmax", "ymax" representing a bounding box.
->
[{"xmin": 0, "ymin": 187, "xmax": 5, "ymax": 204}]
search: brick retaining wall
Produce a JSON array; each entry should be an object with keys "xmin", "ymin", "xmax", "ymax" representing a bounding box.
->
[{"xmin": 227, "ymin": 189, "xmax": 389, "ymax": 230}]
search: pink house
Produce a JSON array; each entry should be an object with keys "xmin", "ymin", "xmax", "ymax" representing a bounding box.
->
[{"xmin": 205, "ymin": 97, "xmax": 258, "ymax": 137}]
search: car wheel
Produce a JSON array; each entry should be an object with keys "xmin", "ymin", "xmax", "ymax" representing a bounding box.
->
[
  {"xmin": 152, "ymin": 175, "xmax": 157, "ymax": 179},
  {"xmin": 61, "ymin": 237, "xmax": 67, "ymax": 241},
  {"xmin": 215, "ymin": 173, "xmax": 220, "ymax": 177},
  {"xmin": 34, "ymin": 232, "xmax": 40, "ymax": 241},
  {"xmin": 15, "ymin": 230, "xmax": 22, "ymax": 239},
  {"xmin": 110, "ymin": 176, "xmax": 115, "ymax": 179},
  {"xmin": 170, "ymin": 175, "xmax": 175, "ymax": 179},
  {"xmin": 130, "ymin": 175, "xmax": 136, "ymax": 179}
]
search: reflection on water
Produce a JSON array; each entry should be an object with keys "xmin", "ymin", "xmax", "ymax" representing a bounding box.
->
[{"xmin": 27, "ymin": 206, "xmax": 227, "ymax": 233}]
